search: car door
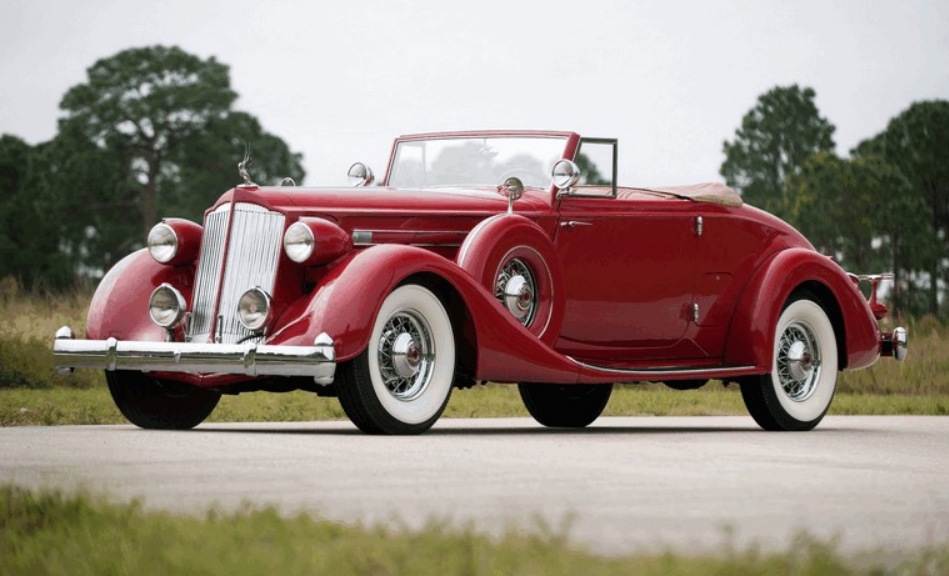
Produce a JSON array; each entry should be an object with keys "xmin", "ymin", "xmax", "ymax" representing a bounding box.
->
[
  {"xmin": 552, "ymin": 140, "xmax": 697, "ymax": 361},
  {"xmin": 554, "ymin": 199, "xmax": 696, "ymax": 356}
]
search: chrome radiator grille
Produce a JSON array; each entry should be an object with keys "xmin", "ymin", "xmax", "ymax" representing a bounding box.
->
[{"xmin": 189, "ymin": 202, "xmax": 286, "ymax": 344}]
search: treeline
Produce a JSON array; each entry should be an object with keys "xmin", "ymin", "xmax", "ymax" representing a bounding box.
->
[
  {"xmin": 721, "ymin": 86, "xmax": 948, "ymax": 319},
  {"xmin": 0, "ymin": 46, "xmax": 304, "ymax": 290},
  {"xmin": 1, "ymin": 48, "xmax": 946, "ymax": 319}
]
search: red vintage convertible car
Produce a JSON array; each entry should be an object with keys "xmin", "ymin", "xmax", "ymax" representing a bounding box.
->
[{"xmin": 54, "ymin": 131, "xmax": 907, "ymax": 434}]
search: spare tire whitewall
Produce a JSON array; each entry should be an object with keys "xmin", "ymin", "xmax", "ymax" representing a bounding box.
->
[{"xmin": 337, "ymin": 284, "xmax": 455, "ymax": 434}]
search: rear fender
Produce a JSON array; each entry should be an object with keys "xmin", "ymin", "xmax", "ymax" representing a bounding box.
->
[
  {"xmin": 724, "ymin": 248, "xmax": 880, "ymax": 371},
  {"xmin": 271, "ymin": 244, "xmax": 579, "ymax": 383}
]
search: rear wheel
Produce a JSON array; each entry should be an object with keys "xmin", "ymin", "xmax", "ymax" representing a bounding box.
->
[
  {"xmin": 740, "ymin": 295, "xmax": 838, "ymax": 431},
  {"xmin": 337, "ymin": 284, "xmax": 455, "ymax": 435},
  {"xmin": 518, "ymin": 383, "xmax": 613, "ymax": 428},
  {"xmin": 106, "ymin": 371, "xmax": 220, "ymax": 430}
]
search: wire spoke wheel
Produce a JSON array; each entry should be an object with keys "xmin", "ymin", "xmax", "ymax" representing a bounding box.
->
[
  {"xmin": 776, "ymin": 321, "xmax": 822, "ymax": 402},
  {"xmin": 337, "ymin": 284, "xmax": 455, "ymax": 435},
  {"xmin": 740, "ymin": 294, "xmax": 838, "ymax": 431},
  {"xmin": 377, "ymin": 310, "xmax": 435, "ymax": 401}
]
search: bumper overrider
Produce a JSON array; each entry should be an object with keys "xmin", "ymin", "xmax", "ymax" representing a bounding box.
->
[
  {"xmin": 881, "ymin": 327, "xmax": 909, "ymax": 361},
  {"xmin": 53, "ymin": 327, "xmax": 336, "ymax": 384}
]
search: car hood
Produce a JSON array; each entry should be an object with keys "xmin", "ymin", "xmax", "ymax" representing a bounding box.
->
[{"xmin": 212, "ymin": 185, "xmax": 551, "ymax": 218}]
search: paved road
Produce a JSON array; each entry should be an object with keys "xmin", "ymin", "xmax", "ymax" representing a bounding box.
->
[{"xmin": 2, "ymin": 416, "xmax": 947, "ymax": 554}]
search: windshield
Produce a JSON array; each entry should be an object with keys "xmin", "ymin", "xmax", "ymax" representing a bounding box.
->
[{"xmin": 387, "ymin": 136, "xmax": 568, "ymax": 188}]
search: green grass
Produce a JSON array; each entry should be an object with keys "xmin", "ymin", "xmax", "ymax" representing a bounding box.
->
[
  {"xmin": 3, "ymin": 384, "xmax": 947, "ymax": 426},
  {"xmin": 2, "ymin": 485, "xmax": 946, "ymax": 576},
  {"xmin": 2, "ymin": 284, "xmax": 948, "ymax": 425}
]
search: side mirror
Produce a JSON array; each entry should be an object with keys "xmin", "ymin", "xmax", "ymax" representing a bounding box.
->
[{"xmin": 347, "ymin": 162, "xmax": 375, "ymax": 187}]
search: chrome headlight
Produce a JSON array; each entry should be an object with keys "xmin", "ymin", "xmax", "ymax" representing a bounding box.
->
[
  {"xmin": 237, "ymin": 287, "xmax": 272, "ymax": 331},
  {"xmin": 146, "ymin": 219, "xmax": 202, "ymax": 266},
  {"xmin": 147, "ymin": 223, "xmax": 178, "ymax": 263},
  {"xmin": 283, "ymin": 222, "xmax": 316, "ymax": 263},
  {"xmin": 283, "ymin": 218, "xmax": 353, "ymax": 265},
  {"xmin": 148, "ymin": 284, "xmax": 187, "ymax": 328}
]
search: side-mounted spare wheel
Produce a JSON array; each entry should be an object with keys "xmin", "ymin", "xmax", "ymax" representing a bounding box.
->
[
  {"xmin": 740, "ymin": 293, "xmax": 839, "ymax": 431},
  {"xmin": 457, "ymin": 215, "xmax": 564, "ymax": 346},
  {"xmin": 337, "ymin": 283, "xmax": 456, "ymax": 435},
  {"xmin": 518, "ymin": 383, "xmax": 613, "ymax": 428},
  {"xmin": 107, "ymin": 371, "xmax": 221, "ymax": 430}
]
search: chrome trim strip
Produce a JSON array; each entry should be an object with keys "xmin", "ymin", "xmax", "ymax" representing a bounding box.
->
[
  {"xmin": 352, "ymin": 230, "xmax": 373, "ymax": 245},
  {"xmin": 353, "ymin": 229, "xmax": 471, "ymax": 235},
  {"xmin": 352, "ymin": 228, "xmax": 470, "ymax": 247},
  {"xmin": 410, "ymin": 243, "xmax": 462, "ymax": 247},
  {"xmin": 53, "ymin": 332, "xmax": 336, "ymax": 384},
  {"xmin": 568, "ymin": 357, "xmax": 756, "ymax": 377}
]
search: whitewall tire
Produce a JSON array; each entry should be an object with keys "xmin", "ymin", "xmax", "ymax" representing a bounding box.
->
[
  {"xmin": 337, "ymin": 284, "xmax": 455, "ymax": 434},
  {"xmin": 740, "ymin": 295, "xmax": 839, "ymax": 431}
]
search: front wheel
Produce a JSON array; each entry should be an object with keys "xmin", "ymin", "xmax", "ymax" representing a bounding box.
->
[
  {"xmin": 337, "ymin": 284, "xmax": 455, "ymax": 435},
  {"xmin": 740, "ymin": 295, "xmax": 839, "ymax": 431},
  {"xmin": 106, "ymin": 371, "xmax": 220, "ymax": 430},
  {"xmin": 518, "ymin": 383, "xmax": 613, "ymax": 428}
]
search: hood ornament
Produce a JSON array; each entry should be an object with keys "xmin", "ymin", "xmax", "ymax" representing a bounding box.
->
[{"xmin": 238, "ymin": 146, "xmax": 257, "ymax": 186}]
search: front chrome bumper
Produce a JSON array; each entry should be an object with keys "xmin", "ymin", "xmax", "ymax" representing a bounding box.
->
[{"xmin": 53, "ymin": 327, "xmax": 336, "ymax": 384}]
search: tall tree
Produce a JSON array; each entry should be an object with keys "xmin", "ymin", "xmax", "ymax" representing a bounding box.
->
[
  {"xmin": 785, "ymin": 152, "xmax": 930, "ymax": 316},
  {"xmin": 0, "ymin": 135, "xmax": 82, "ymax": 290},
  {"xmin": 55, "ymin": 45, "xmax": 304, "ymax": 274},
  {"xmin": 855, "ymin": 100, "xmax": 949, "ymax": 317},
  {"xmin": 59, "ymin": 46, "xmax": 236, "ymax": 235},
  {"xmin": 165, "ymin": 111, "xmax": 305, "ymax": 220},
  {"xmin": 721, "ymin": 85, "xmax": 836, "ymax": 217},
  {"xmin": 0, "ymin": 135, "xmax": 34, "ymax": 283}
]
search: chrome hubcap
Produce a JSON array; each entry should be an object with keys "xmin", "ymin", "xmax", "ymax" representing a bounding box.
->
[
  {"xmin": 378, "ymin": 311, "xmax": 434, "ymax": 401},
  {"xmin": 496, "ymin": 258, "xmax": 537, "ymax": 325},
  {"xmin": 391, "ymin": 332, "xmax": 421, "ymax": 379},
  {"xmin": 777, "ymin": 321, "xmax": 821, "ymax": 402}
]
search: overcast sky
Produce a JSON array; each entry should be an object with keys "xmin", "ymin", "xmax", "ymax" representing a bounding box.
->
[{"xmin": 2, "ymin": 0, "xmax": 947, "ymax": 188}]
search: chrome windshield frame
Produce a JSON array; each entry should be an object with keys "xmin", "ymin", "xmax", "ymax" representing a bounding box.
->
[{"xmin": 383, "ymin": 131, "xmax": 576, "ymax": 190}]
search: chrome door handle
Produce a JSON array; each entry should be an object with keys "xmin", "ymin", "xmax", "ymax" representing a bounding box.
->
[{"xmin": 560, "ymin": 220, "xmax": 592, "ymax": 228}]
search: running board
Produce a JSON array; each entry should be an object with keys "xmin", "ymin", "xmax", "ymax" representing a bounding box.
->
[{"xmin": 568, "ymin": 357, "xmax": 760, "ymax": 383}]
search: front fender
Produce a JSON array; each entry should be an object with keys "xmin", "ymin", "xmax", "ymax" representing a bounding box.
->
[
  {"xmin": 270, "ymin": 244, "xmax": 580, "ymax": 383},
  {"xmin": 724, "ymin": 248, "xmax": 880, "ymax": 371},
  {"xmin": 86, "ymin": 249, "xmax": 192, "ymax": 342}
]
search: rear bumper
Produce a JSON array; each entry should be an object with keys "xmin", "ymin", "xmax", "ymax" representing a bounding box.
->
[
  {"xmin": 880, "ymin": 327, "xmax": 908, "ymax": 361},
  {"xmin": 53, "ymin": 326, "xmax": 336, "ymax": 384}
]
